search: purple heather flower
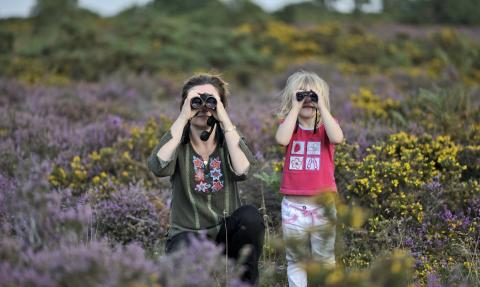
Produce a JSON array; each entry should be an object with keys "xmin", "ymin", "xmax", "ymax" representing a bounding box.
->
[{"xmin": 404, "ymin": 237, "xmax": 414, "ymax": 247}]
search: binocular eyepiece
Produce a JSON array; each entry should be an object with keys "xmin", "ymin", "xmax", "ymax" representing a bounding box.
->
[
  {"xmin": 296, "ymin": 90, "xmax": 318, "ymax": 103},
  {"xmin": 191, "ymin": 93, "xmax": 217, "ymax": 110}
]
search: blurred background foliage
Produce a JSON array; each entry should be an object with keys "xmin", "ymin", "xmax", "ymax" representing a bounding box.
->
[{"xmin": 1, "ymin": 0, "xmax": 480, "ymax": 85}]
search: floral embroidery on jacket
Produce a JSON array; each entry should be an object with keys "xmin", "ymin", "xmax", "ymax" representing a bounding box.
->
[{"xmin": 193, "ymin": 155, "xmax": 224, "ymax": 193}]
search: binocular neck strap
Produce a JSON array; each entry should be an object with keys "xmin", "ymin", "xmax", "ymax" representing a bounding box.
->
[
  {"xmin": 294, "ymin": 108, "xmax": 318, "ymax": 134},
  {"xmin": 181, "ymin": 116, "xmax": 217, "ymax": 144},
  {"xmin": 181, "ymin": 121, "xmax": 190, "ymax": 144},
  {"xmin": 200, "ymin": 116, "xmax": 217, "ymax": 142}
]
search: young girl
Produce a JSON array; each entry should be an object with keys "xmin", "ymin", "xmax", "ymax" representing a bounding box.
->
[{"xmin": 275, "ymin": 70, "xmax": 344, "ymax": 287}]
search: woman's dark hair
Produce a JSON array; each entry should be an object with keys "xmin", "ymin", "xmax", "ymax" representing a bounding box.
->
[{"xmin": 180, "ymin": 74, "xmax": 229, "ymax": 109}]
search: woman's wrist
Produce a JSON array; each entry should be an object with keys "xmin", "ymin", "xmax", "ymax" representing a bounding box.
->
[
  {"xmin": 223, "ymin": 125, "xmax": 236, "ymax": 134},
  {"xmin": 177, "ymin": 112, "xmax": 190, "ymax": 124}
]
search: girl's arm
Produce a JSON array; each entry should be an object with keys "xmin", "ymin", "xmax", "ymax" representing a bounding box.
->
[
  {"xmin": 275, "ymin": 96, "xmax": 303, "ymax": 146},
  {"xmin": 318, "ymin": 104, "xmax": 344, "ymax": 144}
]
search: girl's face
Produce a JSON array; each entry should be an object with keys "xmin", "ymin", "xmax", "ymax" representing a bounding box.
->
[
  {"xmin": 188, "ymin": 84, "xmax": 219, "ymax": 129},
  {"xmin": 296, "ymin": 86, "xmax": 319, "ymax": 120}
]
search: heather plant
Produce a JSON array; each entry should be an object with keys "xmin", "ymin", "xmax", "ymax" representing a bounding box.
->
[
  {"xmin": 43, "ymin": 117, "xmax": 172, "ymax": 250},
  {"xmin": 397, "ymin": 87, "xmax": 480, "ymax": 141},
  {"xmin": 0, "ymin": 236, "xmax": 248, "ymax": 287},
  {"xmin": 156, "ymin": 235, "xmax": 249, "ymax": 287},
  {"xmin": 91, "ymin": 182, "xmax": 168, "ymax": 249},
  {"xmin": 0, "ymin": 241, "xmax": 159, "ymax": 287},
  {"xmin": 0, "ymin": 158, "xmax": 92, "ymax": 250},
  {"xmin": 0, "ymin": 77, "xmax": 28, "ymax": 106},
  {"xmin": 0, "ymin": 153, "xmax": 243, "ymax": 286},
  {"xmin": 0, "ymin": 156, "xmax": 244, "ymax": 286},
  {"xmin": 405, "ymin": 179, "xmax": 480, "ymax": 284},
  {"xmin": 49, "ymin": 118, "xmax": 171, "ymax": 193}
]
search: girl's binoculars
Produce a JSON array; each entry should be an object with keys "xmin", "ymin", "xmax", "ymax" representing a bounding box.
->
[
  {"xmin": 191, "ymin": 93, "xmax": 217, "ymax": 110},
  {"xmin": 296, "ymin": 90, "xmax": 318, "ymax": 102}
]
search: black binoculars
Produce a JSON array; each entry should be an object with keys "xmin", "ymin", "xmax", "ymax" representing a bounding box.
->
[
  {"xmin": 296, "ymin": 90, "xmax": 318, "ymax": 103},
  {"xmin": 190, "ymin": 93, "xmax": 217, "ymax": 110}
]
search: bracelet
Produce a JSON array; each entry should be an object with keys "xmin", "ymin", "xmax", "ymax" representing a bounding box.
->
[{"xmin": 223, "ymin": 125, "xmax": 236, "ymax": 134}]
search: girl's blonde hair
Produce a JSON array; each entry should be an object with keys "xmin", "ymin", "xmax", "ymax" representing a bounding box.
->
[{"xmin": 278, "ymin": 70, "xmax": 331, "ymax": 123}]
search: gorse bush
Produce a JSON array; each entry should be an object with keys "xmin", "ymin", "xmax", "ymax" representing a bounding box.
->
[
  {"xmin": 332, "ymin": 131, "xmax": 479, "ymax": 284},
  {"xmin": 307, "ymin": 249, "xmax": 415, "ymax": 287},
  {"xmin": 49, "ymin": 118, "xmax": 170, "ymax": 193},
  {"xmin": 339, "ymin": 132, "xmax": 464, "ymax": 223},
  {"xmin": 350, "ymin": 88, "xmax": 401, "ymax": 121}
]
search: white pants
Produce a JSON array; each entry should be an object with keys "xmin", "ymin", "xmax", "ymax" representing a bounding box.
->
[{"xmin": 282, "ymin": 197, "xmax": 336, "ymax": 287}]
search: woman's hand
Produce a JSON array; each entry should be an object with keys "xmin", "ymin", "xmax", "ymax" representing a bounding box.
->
[
  {"xmin": 210, "ymin": 94, "xmax": 229, "ymax": 125},
  {"xmin": 179, "ymin": 93, "xmax": 197, "ymax": 121}
]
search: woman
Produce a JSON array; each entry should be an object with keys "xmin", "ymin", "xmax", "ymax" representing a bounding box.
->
[{"xmin": 147, "ymin": 74, "xmax": 264, "ymax": 285}]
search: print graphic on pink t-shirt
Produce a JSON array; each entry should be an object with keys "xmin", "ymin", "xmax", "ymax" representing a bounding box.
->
[
  {"xmin": 289, "ymin": 156, "xmax": 303, "ymax": 170},
  {"xmin": 289, "ymin": 141, "xmax": 321, "ymax": 171},
  {"xmin": 307, "ymin": 141, "xmax": 321, "ymax": 155},
  {"xmin": 291, "ymin": 141, "xmax": 304, "ymax": 155},
  {"xmin": 306, "ymin": 157, "xmax": 320, "ymax": 170}
]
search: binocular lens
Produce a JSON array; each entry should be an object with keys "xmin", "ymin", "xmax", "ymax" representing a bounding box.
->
[
  {"xmin": 190, "ymin": 94, "xmax": 217, "ymax": 110},
  {"xmin": 205, "ymin": 97, "xmax": 217, "ymax": 109},
  {"xmin": 296, "ymin": 91, "xmax": 318, "ymax": 103},
  {"xmin": 296, "ymin": 93, "xmax": 304, "ymax": 101},
  {"xmin": 191, "ymin": 97, "xmax": 203, "ymax": 109}
]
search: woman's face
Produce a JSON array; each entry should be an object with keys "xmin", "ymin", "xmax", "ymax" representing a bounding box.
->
[{"xmin": 188, "ymin": 84, "xmax": 220, "ymax": 129}]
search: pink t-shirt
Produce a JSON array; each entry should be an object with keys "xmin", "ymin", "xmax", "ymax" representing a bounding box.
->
[{"xmin": 279, "ymin": 124, "xmax": 337, "ymax": 195}]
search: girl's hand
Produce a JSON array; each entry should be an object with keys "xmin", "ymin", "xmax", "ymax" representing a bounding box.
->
[
  {"xmin": 292, "ymin": 90, "xmax": 304, "ymax": 112},
  {"xmin": 316, "ymin": 91, "xmax": 327, "ymax": 110}
]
